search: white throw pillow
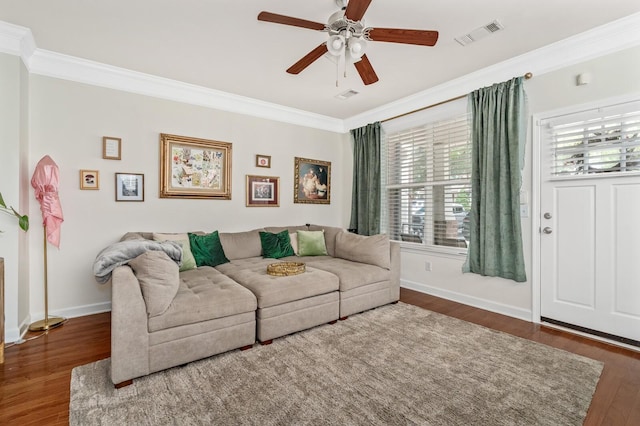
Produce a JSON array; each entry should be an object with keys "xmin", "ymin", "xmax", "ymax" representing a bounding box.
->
[{"xmin": 289, "ymin": 232, "xmax": 299, "ymax": 255}]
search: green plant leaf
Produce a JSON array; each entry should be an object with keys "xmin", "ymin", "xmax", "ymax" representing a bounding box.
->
[
  {"xmin": 18, "ymin": 214, "xmax": 29, "ymax": 232},
  {"xmin": 0, "ymin": 192, "xmax": 29, "ymax": 232}
]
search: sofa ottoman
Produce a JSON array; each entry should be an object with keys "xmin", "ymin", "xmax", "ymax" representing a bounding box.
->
[{"xmin": 215, "ymin": 256, "xmax": 339, "ymax": 343}]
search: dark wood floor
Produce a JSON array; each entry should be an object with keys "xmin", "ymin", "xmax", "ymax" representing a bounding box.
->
[{"xmin": 1, "ymin": 288, "xmax": 639, "ymax": 425}]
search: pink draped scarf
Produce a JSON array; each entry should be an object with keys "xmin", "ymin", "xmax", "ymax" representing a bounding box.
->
[{"xmin": 31, "ymin": 155, "xmax": 64, "ymax": 248}]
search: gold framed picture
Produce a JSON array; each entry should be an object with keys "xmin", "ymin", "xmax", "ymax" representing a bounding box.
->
[
  {"xmin": 246, "ymin": 175, "xmax": 279, "ymax": 207},
  {"xmin": 294, "ymin": 157, "xmax": 331, "ymax": 204},
  {"xmin": 115, "ymin": 173, "xmax": 144, "ymax": 202},
  {"xmin": 102, "ymin": 137, "xmax": 122, "ymax": 160},
  {"xmin": 160, "ymin": 133, "xmax": 232, "ymax": 199},
  {"xmin": 256, "ymin": 154, "xmax": 271, "ymax": 168},
  {"xmin": 80, "ymin": 170, "xmax": 99, "ymax": 190}
]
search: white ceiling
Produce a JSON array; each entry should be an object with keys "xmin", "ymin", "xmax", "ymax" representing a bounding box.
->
[{"xmin": 1, "ymin": 0, "xmax": 640, "ymax": 121}]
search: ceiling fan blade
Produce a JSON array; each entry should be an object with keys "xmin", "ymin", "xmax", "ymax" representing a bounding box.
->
[
  {"xmin": 344, "ymin": 0, "xmax": 372, "ymax": 21},
  {"xmin": 286, "ymin": 44, "xmax": 329, "ymax": 74},
  {"xmin": 354, "ymin": 54, "xmax": 379, "ymax": 85},
  {"xmin": 367, "ymin": 28, "xmax": 439, "ymax": 46},
  {"xmin": 258, "ymin": 11, "xmax": 326, "ymax": 31}
]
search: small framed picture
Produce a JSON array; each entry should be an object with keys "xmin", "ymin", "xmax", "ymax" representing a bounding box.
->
[
  {"xmin": 80, "ymin": 170, "xmax": 99, "ymax": 190},
  {"xmin": 103, "ymin": 136, "xmax": 122, "ymax": 160},
  {"xmin": 246, "ymin": 175, "xmax": 279, "ymax": 207},
  {"xmin": 115, "ymin": 173, "xmax": 144, "ymax": 202},
  {"xmin": 256, "ymin": 154, "xmax": 271, "ymax": 168}
]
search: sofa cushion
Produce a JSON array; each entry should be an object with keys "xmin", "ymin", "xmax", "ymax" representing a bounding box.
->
[
  {"xmin": 297, "ymin": 230, "xmax": 328, "ymax": 256},
  {"xmin": 216, "ymin": 258, "xmax": 339, "ymax": 308},
  {"xmin": 152, "ymin": 232, "xmax": 197, "ymax": 272},
  {"xmin": 335, "ymin": 232, "xmax": 391, "ymax": 270},
  {"xmin": 302, "ymin": 257, "xmax": 391, "ymax": 292},
  {"xmin": 259, "ymin": 230, "xmax": 295, "ymax": 259},
  {"xmin": 219, "ymin": 229, "xmax": 264, "ymax": 260},
  {"xmin": 188, "ymin": 231, "xmax": 229, "ymax": 267},
  {"xmin": 128, "ymin": 250, "xmax": 180, "ymax": 317},
  {"xmin": 147, "ymin": 266, "xmax": 257, "ymax": 332}
]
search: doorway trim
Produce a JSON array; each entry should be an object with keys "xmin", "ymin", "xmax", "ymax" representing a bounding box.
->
[{"xmin": 531, "ymin": 92, "xmax": 640, "ymax": 329}]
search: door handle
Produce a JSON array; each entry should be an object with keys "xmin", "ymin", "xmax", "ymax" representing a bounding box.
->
[{"xmin": 543, "ymin": 227, "xmax": 552, "ymax": 234}]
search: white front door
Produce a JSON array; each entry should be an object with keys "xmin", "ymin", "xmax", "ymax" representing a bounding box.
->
[{"xmin": 540, "ymin": 166, "xmax": 640, "ymax": 345}]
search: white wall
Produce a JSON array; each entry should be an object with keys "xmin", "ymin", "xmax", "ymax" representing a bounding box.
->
[
  {"xmin": 400, "ymin": 45, "xmax": 640, "ymax": 321},
  {"xmin": 0, "ymin": 53, "xmax": 29, "ymax": 341},
  {"xmin": 18, "ymin": 75, "xmax": 349, "ymax": 334}
]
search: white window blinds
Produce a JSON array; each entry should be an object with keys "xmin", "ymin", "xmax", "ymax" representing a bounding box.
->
[
  {"xmin": 543, "ymin": 100, "xmax": 640, "ymax": 177},
  {"xmin": 381, "ymin": 98, "xmax": 472, "ymax": 249}
]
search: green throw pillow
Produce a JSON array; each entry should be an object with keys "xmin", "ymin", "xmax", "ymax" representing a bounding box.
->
[
  {"xmin": 260, "ymin": 230, "xmax": 295, "ymax": 259},
  {"xmin": 152, "ymin": 233, "xmax": 197, "ymax": 272},
  {"xmin": 297, "ymin": 230, "xmax": 328, "ymax": 256},
  {"xmin": 188, "ymin": 231, "xmax": 229, "ymax": 267}
]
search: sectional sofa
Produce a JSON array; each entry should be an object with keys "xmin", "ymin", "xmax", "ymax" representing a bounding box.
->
[{"xmin": 103, "ymin": 224, "xmax": 400, "ymax": 387}]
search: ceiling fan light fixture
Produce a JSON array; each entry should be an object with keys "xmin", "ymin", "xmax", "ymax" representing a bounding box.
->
[
  {"xmin": 348, "ymin": 37, "xmax": 366, "ymax": 59},
  {"xmin": 327, "ymin": 34, "xmax": 346, "ymax": 56}
]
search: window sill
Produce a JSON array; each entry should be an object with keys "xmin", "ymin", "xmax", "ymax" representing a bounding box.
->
[{"xmin": 398, "ymin": 242, "xmax": 468, "ymax": 259}]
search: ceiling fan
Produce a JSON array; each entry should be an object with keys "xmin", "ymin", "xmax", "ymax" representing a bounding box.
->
[{"xmin": 258, "ymin": 0, "xmax": 439, "ymax": 86}]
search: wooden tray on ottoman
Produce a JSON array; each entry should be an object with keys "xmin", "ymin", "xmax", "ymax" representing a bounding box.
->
[{"xmin": 267, "ymin": 262, "xmax": 306, "ymax": 277}]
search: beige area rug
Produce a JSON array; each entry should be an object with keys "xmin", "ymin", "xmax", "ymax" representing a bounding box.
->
[{"xmin": 70, "ymin": 303, "xmax": 602, "ymax": 425}]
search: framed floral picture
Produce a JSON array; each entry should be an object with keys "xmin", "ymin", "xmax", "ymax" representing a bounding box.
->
[
  {"xmin": 115, "ymin": 173, "xmax": 144, "ymax": 202},
  {"xmin": 160, "ymin": 133, "xmax": 232, "ymax": 199},
  {"xmin": 294, "ymin": 157, "xmax": 331, "ymax": 204},
  {"xmin": 246, "ymin": 175, "xmax": 279, "ymax": 207},
  {"xmin": 256, "ymin": 154, "xmax": 271, "ymax": 168}
]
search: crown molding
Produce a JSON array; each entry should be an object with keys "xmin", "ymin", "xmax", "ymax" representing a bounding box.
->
[
  {"xmin": 0, "ymin": 21, "xmax": 345, "ymax": 133},
  {"xmin": 344, "ymin": 12, "xmax": 640, "ymax": 130},
  {"xmin": 2, "ymin": 13, "xmax": 640, "ymax": 134},
  {"xmin": 27, "ymin": 49, "xmax": 346, "ymax": 133},
  {"xmin": 0, "ymin": 20, "xmax": 35, "ymax": 59}
]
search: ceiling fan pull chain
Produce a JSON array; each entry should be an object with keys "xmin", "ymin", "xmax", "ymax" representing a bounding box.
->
[{"xmin": 338, "ymin": 47, "xmax": 347, "ymax": 85}]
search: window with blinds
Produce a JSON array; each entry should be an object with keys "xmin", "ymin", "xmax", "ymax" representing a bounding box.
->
[
  {"xmin": 381, "ymin": 99, "xmax": 472, "ymax": 249},
  {"xmin": 544, "ymin": 100, "xmax": 640, "ymax": 177}
]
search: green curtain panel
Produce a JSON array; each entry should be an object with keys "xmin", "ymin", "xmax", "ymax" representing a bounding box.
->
[
  {"xmin": 349, "ymin": 122, "xmax": 381, "ymax": 236},
  {"xmin": 463, "ymin": 77, "xmax": 527, "ymax": 282}
]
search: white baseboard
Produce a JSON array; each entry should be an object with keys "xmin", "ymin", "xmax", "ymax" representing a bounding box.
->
[
  {"xmin": 401, "ymin": 279, "xmax": 533, "ymax": 322},
  {"xmin": 42, "ymin": 301, "xmax": 112, "ymax": 320},
  {"xmin": 5, "ymin": 316, "xmax": 31, "ymax": 343},
  {"xmin": 4, "ymin": 301, "xmax": 112, "ymax": 343}
]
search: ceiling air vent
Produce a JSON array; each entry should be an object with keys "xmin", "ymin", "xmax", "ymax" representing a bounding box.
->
[
  {"xmin": 455, "ymin": 20, "xmax": 504, "ymax": 46},
  {"xmin": 335, "ymin": 89, "xmax": 359, "ymax": 100}
]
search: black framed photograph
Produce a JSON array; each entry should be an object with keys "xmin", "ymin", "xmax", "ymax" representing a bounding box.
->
[
  {"xmin": 246, "ymin": 175, "xmax": 279, "ymax": 207},
  {"xmin": 115, "ymin": 173, "xmax": 144, "ymax": 202},
  {"xmin": 294, "ymin": 157, "xmax": 331, "ymax": 204}
]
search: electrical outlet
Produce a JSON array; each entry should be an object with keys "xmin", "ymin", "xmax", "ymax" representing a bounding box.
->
[{"xmin": 425, "ymin": 261, "xmax": 432, "ymax": 271}]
